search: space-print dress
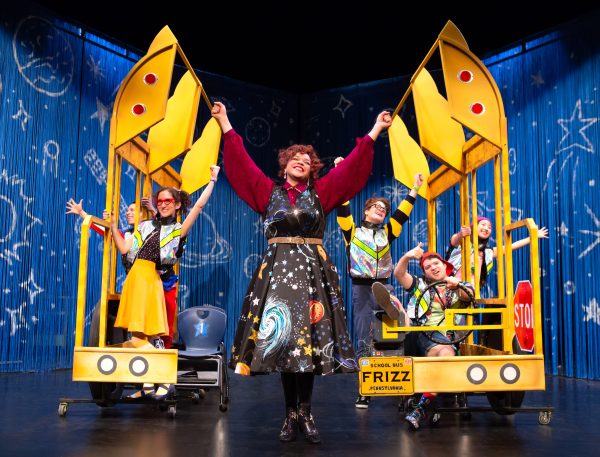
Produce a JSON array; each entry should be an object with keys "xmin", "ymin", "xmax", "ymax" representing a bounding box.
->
[{"xmin": 223, "ymin": 129, "xmax": 376, "ymax": 376}]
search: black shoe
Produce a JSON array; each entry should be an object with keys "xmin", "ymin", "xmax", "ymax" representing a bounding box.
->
[
  {"xmin": 355, "ymin": 395, "xmax": 370, "ymax": 409},
  {"xmin": 372, "ymin": 282, "xmax": 403, "ymax": 324},
  {"xmin": 279, "ymin": 407, "xmax": 298, "ymax": 442},
  {"xmin": 298, "ymin": 403, "xmax": 321, "ymax": 444}
]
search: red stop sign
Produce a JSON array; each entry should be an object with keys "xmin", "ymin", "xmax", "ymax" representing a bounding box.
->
[{"xmin": 514, "ymin": 281, "xmax": 534, "ymax": 352}]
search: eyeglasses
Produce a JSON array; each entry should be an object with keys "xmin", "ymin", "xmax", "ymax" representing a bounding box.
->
[
  {"xmin": 370, "ymin": 203, "xmax": 387, "ymax": 212},
  {"xmin": 156, "ymin": 198, "xmax": 175, "ymax": 206}
]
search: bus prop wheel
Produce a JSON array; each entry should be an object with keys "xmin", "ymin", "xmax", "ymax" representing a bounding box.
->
[{"xmin": 486, "ymin": 391, "xmax": 525, "ymax": 415}]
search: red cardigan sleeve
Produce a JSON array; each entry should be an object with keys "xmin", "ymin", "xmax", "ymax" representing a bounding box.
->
[
  {"xmin": 315, "ymin": 135, "xmax": 375, "ymax": 215},
  {"xmin": 222, "ymin": 129, "xmax": 274, "ymax": 214}
]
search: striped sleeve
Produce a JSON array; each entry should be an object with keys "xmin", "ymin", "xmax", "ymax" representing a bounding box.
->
[
  {"xmin": 385, "ymin": 194, "xmax": 416, "ymax": 242},
  {"xmin": 336, "ymin": 201, "xmax": 355, "ymax": 245}
]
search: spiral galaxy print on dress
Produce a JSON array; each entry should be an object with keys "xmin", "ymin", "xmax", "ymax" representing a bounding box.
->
[{"xmin": 257, "ymin": 296, "xmax": 292, "ymax": 360}]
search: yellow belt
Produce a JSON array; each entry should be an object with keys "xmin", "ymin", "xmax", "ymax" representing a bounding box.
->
[{"xmin": 267, "ymin": 236, "xmax": 323, "ymax": 245}]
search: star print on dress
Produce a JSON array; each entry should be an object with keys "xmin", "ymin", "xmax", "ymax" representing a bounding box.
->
[{"xmin": 231, "ymin": 185, "xmax": 357, "ymax": 375}]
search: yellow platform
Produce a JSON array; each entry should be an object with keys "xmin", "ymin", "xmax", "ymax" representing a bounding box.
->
[
  {"xmin": 359, "ymin": 354, "xmax": 545, "ymax": 396},
  {"xmin": 73, "ymin": 347, "xmax": 178, "ymax": 384}
]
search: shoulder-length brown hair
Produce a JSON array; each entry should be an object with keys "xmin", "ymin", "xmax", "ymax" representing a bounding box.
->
[
  {"xmin": 154, "ymin": 187, "xmax": 191, "ymax": 214},
  {"xmin": 277, "ymin": 144, "xmax": 324, "ymax": 181}
]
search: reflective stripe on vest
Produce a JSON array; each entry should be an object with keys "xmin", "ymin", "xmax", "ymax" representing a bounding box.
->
[
  {"xmin": 160, "ymin": 227, "xmax": 181, "ymax": 248},
  {"xmin": 351, "ymin": 237, "xmax": 390, "ymax": 260}
]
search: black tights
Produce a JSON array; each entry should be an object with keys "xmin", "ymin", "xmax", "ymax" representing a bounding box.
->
[{"xmin": 281, "ymin": 372, "xmax": 314, "ymax": 408}]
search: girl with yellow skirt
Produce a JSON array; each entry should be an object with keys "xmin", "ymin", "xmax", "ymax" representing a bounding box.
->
[{"xmin": 110, "ymin": 165, "xmax": 220, "ymax": 399}]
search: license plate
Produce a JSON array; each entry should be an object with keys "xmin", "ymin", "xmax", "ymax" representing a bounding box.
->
[{"xmin": 358, "ymin": 357, "xmax": 414, "ymax": 396}]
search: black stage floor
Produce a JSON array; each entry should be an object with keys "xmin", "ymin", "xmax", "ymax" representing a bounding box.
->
[{"xmin": 0, "ymin": 369, "xmax": 597, "ymax": 457}]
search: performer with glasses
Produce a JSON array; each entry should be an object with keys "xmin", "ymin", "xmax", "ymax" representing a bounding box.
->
[
  {"xmin": 109, "ymin": 165, "xmax": 220, "ymax": 400},
  {"xmin": 335, "ymin": 165, "xmax": 423, "ymax": 409}
]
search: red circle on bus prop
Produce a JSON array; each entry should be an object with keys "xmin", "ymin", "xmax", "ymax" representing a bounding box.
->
[
  {"xmin": 132, "ymin": 103, "xmax": 146, "ymax": 116},
  {"xmin": 458, "ymin": 70, "xmax": 473, "ymax": 83},
  {"xmin": 470, "ymin": 102, "xmax": 485, "ymax": 115},
  {"xmin": 144, "ymin": 73, "xmax": 158, "ymax": 85}
]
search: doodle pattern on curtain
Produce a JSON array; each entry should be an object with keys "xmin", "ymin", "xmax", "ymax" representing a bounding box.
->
[{"xmin": 0, "ymin": 3, "xmax": 598, "ymax": 379}]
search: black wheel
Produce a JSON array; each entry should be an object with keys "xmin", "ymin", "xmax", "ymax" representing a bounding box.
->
[
  {"xmin": 486, "ymin": 391, "xmax": 525, "ymax": 415},
  {"xmin": 456, "ymin": 393, "xmax": 471, "ymax": 419},
  {"xmin": 219, "ymin": 388, "xmax": 229, "ymax": 411},
  {"xmin": 221, "ymin": 364, "xmax": 230, "ymax": 405},
  {"xmin": 88, "ymin": 299, "xmax": 126, "ymax": 406},
  {"xmin": 414, "ymin": 280, "xmax": 475, "ymax": 345}
]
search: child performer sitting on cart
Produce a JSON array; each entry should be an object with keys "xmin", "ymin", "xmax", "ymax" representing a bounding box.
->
[{"xmin": 374, "ymin": 242, "xmax": 474, "ymax": 430}]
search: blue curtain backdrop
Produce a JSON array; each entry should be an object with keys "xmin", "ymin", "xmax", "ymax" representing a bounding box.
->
[{"xmin": 1, "ymin": 2, "xmax": 598, "ymax": 380}]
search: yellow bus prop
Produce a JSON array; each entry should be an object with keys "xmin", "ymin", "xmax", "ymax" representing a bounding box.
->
[
  {"xmin": 359, "ymin": 21, "xmax": 551, "ymax": 424},
  {"xmin": 59, "ymin": 26, "xmax": 219, "ymax": 416}
]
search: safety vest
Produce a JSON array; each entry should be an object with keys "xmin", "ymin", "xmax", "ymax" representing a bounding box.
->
[
  {"xmin": 349, "ymin": 225, "xmax": 392, "ymax": 279},
  {"xmin": 406, "ymin": 275, "xmax": 467, "ymax": 325},
  {"xmin": 446, "ymin": 244, "xmax": 493, "ymax": 282},
  {"xmin": 131, "ymin": 220, "xmax": 184, "ymax": 271}
]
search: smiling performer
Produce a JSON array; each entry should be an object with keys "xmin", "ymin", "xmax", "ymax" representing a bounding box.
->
[
  {"xmin": 335, "ymin": 167, "xmax": 423, "ymax": 410},
  {"xmin": 394, "ymin": 244, "xmax": 474, "ymax": 430},
  {"xmin": 211, "ymin": 101, "xmax": 391, "ymax": 444},
  {"xmin": 109, "ymin": 165, "xmax": 219, "ymax": 400}
]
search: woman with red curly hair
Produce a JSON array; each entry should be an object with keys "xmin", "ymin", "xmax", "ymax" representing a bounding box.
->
[{"xmin": 212, "ymin": 101, "xmax": 391, "ymax": 443}]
